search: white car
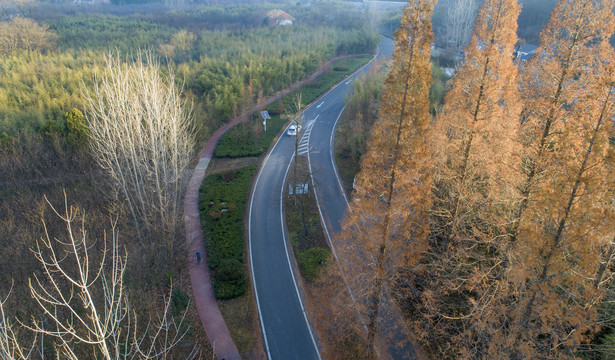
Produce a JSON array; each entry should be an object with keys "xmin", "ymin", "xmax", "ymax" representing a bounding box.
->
[{"xmin": 287, "ymin": 124, "xmax": 302, "ymax": 136}]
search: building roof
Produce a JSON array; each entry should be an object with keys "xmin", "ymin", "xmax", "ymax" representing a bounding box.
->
[
  {"xmin": 517, "ymin": 44, "xmax": 538, "ymax": 54},
  {"xmin": 267, "ymin": 9, "xmax": 295, "ymax": 21}
]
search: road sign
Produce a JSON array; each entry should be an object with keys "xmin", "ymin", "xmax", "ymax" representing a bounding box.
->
[
  {"xmin": 288, "ymin": 183, "xmax": 309, "ymax": 195},
  {"xmin": 260, "ymin": 111, "xmax": 270, "ymax": 132}
]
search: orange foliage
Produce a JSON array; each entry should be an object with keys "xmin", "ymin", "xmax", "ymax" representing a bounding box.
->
[{"xmin": 337, "ymin": 0, "xmax": 436, "ymax": 357}]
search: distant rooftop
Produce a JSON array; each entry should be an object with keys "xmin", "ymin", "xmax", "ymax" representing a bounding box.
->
[
  {"xmin": 516, "ymin": 44, "xmax": 538, "ymax": 62},
  {"xmin": 517, "ymin": 44, "xmax": 538, "ymax": 54},
  {"xmin": 266, "ymin": 9, "xmax": 295, "ymax": 21}
]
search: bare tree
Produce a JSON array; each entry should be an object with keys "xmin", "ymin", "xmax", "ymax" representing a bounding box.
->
[
  {"xmin": 0, "ymin": 287, "xmax": 35, "ymax": 360},
  {"xmin": 443, "ymin": 0, "xmax": 479, "ymax": 62},
  {"xmin": 22, "ymin": 195, "xmax": 197, "ymax": 360},
  {"xmin": 84, "ymin": 52, "xmax": 194, "ymax": 246},
  {"xmin": 286, "ymin": 94, "xmax": 311, "ymax": 239}
]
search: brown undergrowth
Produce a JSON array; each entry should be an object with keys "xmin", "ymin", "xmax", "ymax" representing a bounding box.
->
[{"xmin": 283, "ymin": 154, "xmax": 368, "ymax": 358}]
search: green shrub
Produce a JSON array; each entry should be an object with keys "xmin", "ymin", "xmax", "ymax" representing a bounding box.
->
[
  {"xmin": 297, "ymin": 247, "xmax": 330, "ymax": 281},
  {"xmin": 171, "ymin": 287, "xmax": 190, "ymax": 316},
  {"xmin": 40, "ymin": 119, "xmax": 63, "ymax": 139},
  {"xmin": 214, "ymin": 114, "xmax": 286, "ymax": 158},
  {"xmin": 214, "ymin": 258, "xmax": 244, "ymax": 282},
  {"xmin": 64, "ymin": 108, "xmax": 89, "ymax": 151},
  {"xmin": 214, "ymin": 278, "xmax": 247, "ymax": 300},
  {"xmin": 199, "ymin": 165, "xmax": 257, "ymax": 299}
]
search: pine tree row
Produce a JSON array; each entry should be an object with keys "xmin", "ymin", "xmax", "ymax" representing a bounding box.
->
[{"xmin": 341, "ymin": 0, "xmax": 615, "ymax": 358}]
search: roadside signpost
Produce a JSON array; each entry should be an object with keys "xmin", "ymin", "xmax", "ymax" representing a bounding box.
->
[{"xmin": 260, "ymin": 110, "xmax": 271, "ymax": 132}]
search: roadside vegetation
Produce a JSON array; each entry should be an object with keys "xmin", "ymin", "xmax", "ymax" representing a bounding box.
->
[
  {"xmin": 335, "ymin": 61, "xmax": 446, "ymax": 198},
  {"xmin": 215, "ymin": 56, "xmax": 372, "ymax": 158},
  {"xmin": 336, "ymin": 0, "xmax": 615, "ymax": 359},
  {"xmin": 284, "ymin": 156, "xmax": 330, "ymax": 281}
]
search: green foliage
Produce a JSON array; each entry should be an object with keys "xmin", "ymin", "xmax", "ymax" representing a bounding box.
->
[
  {"xmin": 2, "ymin": 5, "xmax": 377, "ymax": 138},
  {"xmin": 214, "ymin": 258, "xmax": 244, "ymax": 282},
  {"xmin": 171, "ymin": 287, "xmax": 189, "ymax": 316},
  {"xmin": 64, "ymin": 108, "xmax": 89, "ymax": 150},
  {"xmin": 215, "ymin": 56, "xmax": 372, "ymax": 159},
  {"xmin": 430, "ymin": 64, "xmax": 446, "ymax": 114},
  {"xmin": 282, "ymin": 56, "xmax": 372, "ymax": 109},
  {"xmin": 213, "ymin": 278, "xmax": 247, "ymax": 301},
  {"xmin": 0, "ymin": 132, "xmax": 14, "ymax": 150},
  {"xmin": 215, "ymin": 113, "xmax": 285, "ymax": 158},
  {"xmin": 40, "ymin": 119, "xmax": 63, "ymax": 139},
  {"xmin": 296, "ymin": 247, "xmax": 330, "ymax": 281},
  {"xmin": 0, "ymin": 50, "xmax": 99, "ymax": 135},
  {"xmin": 213, "ymin": 259, "xmax": 246, "ymax": 300},
  {"xmin": 49, "ymin": 15, "xmax": 176, "ymax": 53},
  {"xmin": 336, "ymin": 62, "xmax": 386, "ymax": 194},
  {"xmin": 199, "ymin": 165, "xmax": 257, "ymax": 300}
]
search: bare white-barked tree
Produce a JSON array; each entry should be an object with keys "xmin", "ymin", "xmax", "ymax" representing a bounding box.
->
[
  {"xmin": 0, "ymin": 196, "xmax": 197, "ymax": 359},
  {"xmin": 444, "ymin": 0, "xmax": 479, "ymax": 61},
  {"xmin": 84, "ymin": 52, "xmax": 194, "ymax": 245}
]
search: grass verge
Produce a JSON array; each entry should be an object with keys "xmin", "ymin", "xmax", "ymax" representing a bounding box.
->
[
  {"xmin": 217, "ymin": 290, "xmax": 260, "ymax": 357},
  {"xmin": 284, "ymin": 156, "xmax": 330, "ymax": 281}
]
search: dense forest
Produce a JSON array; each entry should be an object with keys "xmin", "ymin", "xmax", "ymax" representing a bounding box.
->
[
  {"xmin": 340, "ymin": 0, "xmax": 615, "ymax": 359},
  {"xmin": 0, "ymin": 0, "xmax": 378, "ymax": 358}
]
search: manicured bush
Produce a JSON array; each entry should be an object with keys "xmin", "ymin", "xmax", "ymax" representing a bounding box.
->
[
  {"xmin": 215, "ymin": 258, "xmax": 244, "ymax": 282},
  {"xmin": 199, "ymin": 165, "xmax": 257, "ymax": 300},
  {"xmin": 214, "ymin": 114, "xmax": 286, "ymax": 158},
  {"xmin": 214, "ymin": 278, "xmax": 247, "ymax": 300}
]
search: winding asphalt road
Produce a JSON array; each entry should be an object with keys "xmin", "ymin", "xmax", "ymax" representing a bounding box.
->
[{"xmin": 249, "ymin": 37, "xmax": 400, "ymax": 359}]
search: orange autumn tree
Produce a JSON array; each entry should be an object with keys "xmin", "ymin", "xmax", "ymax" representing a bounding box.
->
[
  {"xmin": 406, "ymin": 0, "xmax": 521, "ymax": 356},
  {"xmin": 431, "ymin": 0, "xmax": 522, "ymax": 242},
  {"xmin": 337, "ymin": 0, "xmax": 435, "ymax": 357},
  {"xmin": 593, "ymin": 128, "xmax": 615, "ymax": 357},
  {"xmin": 505, "ymin": 0, "xmax": 615, "ymax": 355}
]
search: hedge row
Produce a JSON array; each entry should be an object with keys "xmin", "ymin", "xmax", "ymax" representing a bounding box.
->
[{"xmin": 199, "ymin": 165, "xmax": 258, "ymax": 300}]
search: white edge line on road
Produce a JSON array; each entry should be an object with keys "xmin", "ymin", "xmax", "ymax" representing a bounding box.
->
[
  {"xmin": 330, "ymin": 105, "xmax": 351, "ymax": 208},
  {"xmin": 247, "ymin": 53, "xmax": 377, "ymax": 360},
  {"xmin": 308, "ymin": 104, "xmax": 364, "ymax": 310},
  {"xmin": 248, "ymin": 144, "xmax": 280, "ymax": 360},
  {"xmin": 281, "ymin": 153, "xmax": 323, "ymax": 360},
  {"xmin": 307, "ymin": 53, "xmax": 385, "ymax": 351}
]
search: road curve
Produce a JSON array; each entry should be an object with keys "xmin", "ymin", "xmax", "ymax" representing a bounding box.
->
[{"xmin": 248, "ymin": 38, "xmax": 397, "ymax": 359}]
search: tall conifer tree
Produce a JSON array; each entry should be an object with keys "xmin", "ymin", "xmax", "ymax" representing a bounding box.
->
[
  {"xmin": 510, "ymin": 0, "xmax": 615, "ymax": 242},
  {"xmin": 506, "ymin": 1, "xmax": 615, "ymax": 355},
  {"xmin": 431, "ymin": 0, "xmax": 522, "ymax": 240},
  {"xmin": 338, "ymin": 0, "xmax": 435, "ymax": 357},
  {"xmin": 407, "ymin": 0, "xmax": 522, "ymax": 356}
]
